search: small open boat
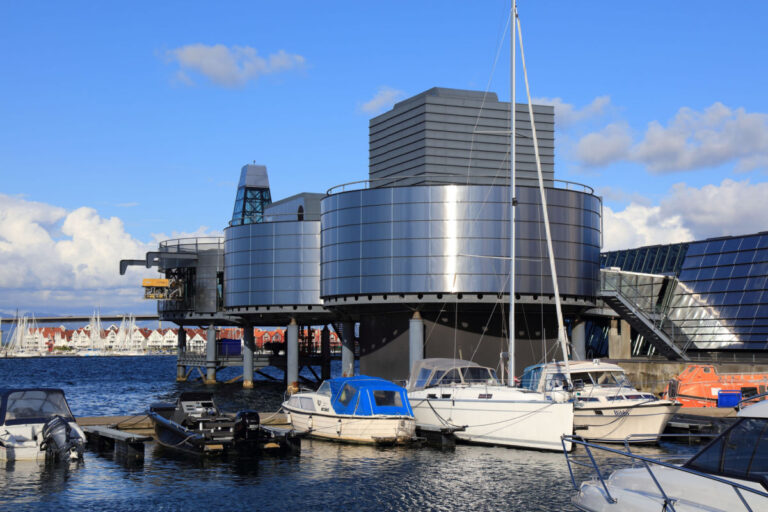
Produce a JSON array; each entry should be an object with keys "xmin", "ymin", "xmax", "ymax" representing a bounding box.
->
[
  {"xmin": 282, "ymin": 376, "xmax": 416, "ymax": 445},
  {"xmin": 148, "ymin": 392, "xmax": 300, "ymax": 457},
  {"xmin": 0, "ymin": 388, "xmax": 85, "ymax": 462}
]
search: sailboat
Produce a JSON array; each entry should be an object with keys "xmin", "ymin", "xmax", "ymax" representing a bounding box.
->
[{"xmin": 406, "ymin": 3, "xmax": 574, "ymax": 452}]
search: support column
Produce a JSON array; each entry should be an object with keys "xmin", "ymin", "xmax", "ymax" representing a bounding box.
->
[
  {"xmin": 608, "ymin": 318, "xmax": 631, "ymax": 360},
  {"xmin": 320, "ymin": 325, "xmax": 331, "ymax": 381},
  {"xmin": 341, "ymin": 321, "xmax": 355, "ymax": 377},
  {"xmin": 409, "ymin": 311, "xmax": 424, "ymax": 377},
  {"xmin": 242, "ymin": 323, "xmax": 254, "ymax": 389},
  {"xmin": 571, "ymin": 320, "xmax": 586, "ymax": 361},
  {"xmin": 205, "ymin": 325, "xmax": 217, "ymax": 385},
  {"xmin": 176, "ymin": 326, "xmax": 187, "ymax": 381},
  {"xmin": 286, "ymin": 318, "xmax": 299, "ymax": 394}
]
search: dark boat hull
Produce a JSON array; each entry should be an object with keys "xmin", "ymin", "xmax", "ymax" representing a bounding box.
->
[{"xmin": 148, "ymin": 411, "xmax": 300, "ymax": 457}]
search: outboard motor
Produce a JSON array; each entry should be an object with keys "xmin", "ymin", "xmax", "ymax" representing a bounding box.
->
[
  {"xmin": 233, "ymin": 410, "xmax": 261, "ymax": 442},
  {"xmin": 41, "ymin": 415, "xmax": 84, "ymax": 462}
]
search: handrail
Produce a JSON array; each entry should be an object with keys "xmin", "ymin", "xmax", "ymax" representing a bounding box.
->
[
  {"xmin": 562, "ymin": 435, "xmax": 768, "ymax": 511},
  {"xmin": 326, "ymin": 174, "xmax": 595, "ymax": 195}
]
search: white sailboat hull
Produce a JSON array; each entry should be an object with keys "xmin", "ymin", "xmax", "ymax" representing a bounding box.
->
[
  {"xmin": 574, "ymin": 402, "xmax": 680, "ymax": 443},
  {"xmin": 285, "ymin": 407, "xmax": 415, "ymax": 444},
  {"xmin": 409, "ymin": 386, "xmax": 573, "ymax": 452}
]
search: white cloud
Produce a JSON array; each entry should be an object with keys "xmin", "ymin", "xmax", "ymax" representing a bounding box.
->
[
  {"xmin": 576, "ymin": 103, "xmax": 768, "ymax": 173},
  {"xmin": 361, "ymin": 86, "xmax": 405, "ymax": 114},
  {"xmin": 0, "ymin": 194, "xmax": 192, "ymax": 314},
  {"xmin": 533, "ymin": 95, "xmax": 611, "ymax": 127},
  {"xmin": 575, "ymin": 123, "xmax": 633, "ymax": 166},
  {"xmin": 166, "ymin": 44, "xmax": 305, "ymax": 87},
  {"xmin": 602, "ymin": 179, "xmax": 768, "ymax": 250}
]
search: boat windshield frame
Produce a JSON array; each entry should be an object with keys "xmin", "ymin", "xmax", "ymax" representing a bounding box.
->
[{"xmin": 0, "ymin": 388, "xmax": 75, "ymax": 426}]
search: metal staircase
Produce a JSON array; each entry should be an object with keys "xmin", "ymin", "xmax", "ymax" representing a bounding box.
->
[{"xmin": 599, "ymin": 269, "xmax": 690, "ymax": 361}]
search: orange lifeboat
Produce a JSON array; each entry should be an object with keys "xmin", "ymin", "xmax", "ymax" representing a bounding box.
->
[{"xmin": 663, "ymin": 364, "xmax": 768, "ymax": 408}]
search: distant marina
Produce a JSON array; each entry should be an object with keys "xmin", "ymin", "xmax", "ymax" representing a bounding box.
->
[{"xmin": 0, "ymin": 313, "xmax": 340, "ymax": 358}]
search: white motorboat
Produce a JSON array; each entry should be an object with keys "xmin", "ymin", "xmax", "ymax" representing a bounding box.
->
[
  {"xmin": 0, "ymin": 388, "xmax": 85, "ymax": 462},
  {"xmin": 521, "ymin": 360, "xmax": 680, "ymax": 443},
  {"xmin": 565, "ymin": 400, "xmax": 768, "ymax": 511},
  {"xmin": 282, "ymin": 376, "xmax": 416, "ymax": 445},
  {"xmin": 408, "ymin": 358, "xmax": 572, "ymax": 451}
]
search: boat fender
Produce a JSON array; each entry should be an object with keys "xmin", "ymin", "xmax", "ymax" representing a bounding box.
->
[{"xmin": 307, "ymin": 415, "xmax": 313, "ymax": 431}]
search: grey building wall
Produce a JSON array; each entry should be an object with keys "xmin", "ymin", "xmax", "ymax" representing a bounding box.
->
[
  {"xmin": 224, "ymin": 220, "xmax": 322, "ymax": 307},
  {"xmin": 369, "ymin": 87, "xmax": 554, "ymax": 188},
  {"xmin": 264, "ymin": 193, "xmax": 324, "ymax": 222},
  {"xmin": 320, "ymin": 184, "xmax": 601, "ymax": 299}
]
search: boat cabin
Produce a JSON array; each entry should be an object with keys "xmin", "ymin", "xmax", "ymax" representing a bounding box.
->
[
  {"xmin": 407, "ymin": 358, "xmax": 499, "ymax": 391},
  {"xmin": 287, "ymin": 376, "xmax": 413, "ymax": 417},
  {"xmin": 0, "ymin": 388, "xmax": 76, "ymax": 426},
  {"xmin": 521, "ymin": 361, "xmax": 658, "ymax": 400}
]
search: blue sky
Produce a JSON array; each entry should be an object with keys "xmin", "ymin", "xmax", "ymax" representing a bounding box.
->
[{"xmin": 2, "ymin": 1, "xmax": 768, "ymax": 315}]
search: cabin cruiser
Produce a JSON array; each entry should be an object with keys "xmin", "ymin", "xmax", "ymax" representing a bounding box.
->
[
  {"xmin": 407, "ymin": 358, "xmax": 573, "ymax": 452},
  {"xmin": 148, "ymin": 391, "xmax": 300, "ymax": 457},
  {"xmin": 521, "ymin": 360, "xmax": 680, "ymax": 443},
  {"xmin": 566, "ymin": 400, "xmax": 768, "ymax": 511},
  {"xmin": 282, "ymin": 376, "xmax": 416, "ymax": 445},
  {"xmin": 0, "ymin": 388, "xmax": 85, "ymax": 462}
]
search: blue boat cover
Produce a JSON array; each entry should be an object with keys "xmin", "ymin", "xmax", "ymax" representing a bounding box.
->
[{"xmin": 326, "ymin": 376, "xmax": 413, "ymax": 417}]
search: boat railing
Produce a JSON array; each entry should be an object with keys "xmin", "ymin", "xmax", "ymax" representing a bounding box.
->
[
  {"xmin": 562, "ymin": 435, "xmax": 768, "ymax": 512},
  {"xmin": 738, "ymin": 391, "xmax": 768, "ymax": 410}
]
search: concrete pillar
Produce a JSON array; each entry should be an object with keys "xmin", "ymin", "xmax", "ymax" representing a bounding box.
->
[
  {"xmin": 409, "ymin": 311, "xmax": 424, "ymax": 377},
  {"xmin": 205, "ymin": 325, "xmax": 217, "ymax": 385},
  {"xmin": 176, "ymin": 326, "xmax": 187, "ymax": 381},
  {"xmin": 321, "ymin": 325, "xmax": 331, "ymax": 381},
  {"xmin": 341, "ymin": 321, "xmax": 355, "ymax": 377},
  {"xmin": 571, "ymin": 321, "xmax": 586, "ymax": 361},
  {"xmin": 243, "ymin": 324, "xmax": 254, "ymax": 389},
  {"xmin": 286, "ymin": 318, "xmax": 299, "ymax": 394},
  {"xmin": 608, "ymin": 318, "xmax": 631, "ymax": 360}
]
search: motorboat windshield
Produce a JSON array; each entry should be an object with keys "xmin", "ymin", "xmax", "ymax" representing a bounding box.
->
[
  {"xmin": 408, "ymin": 358, "xmax": 499, "ymax": 391},
  {"xmin": 0, "ymin": 388, "xmax": 75, "ymax": 426},
  {"xmin": 684, "ymin": 404, "xmax": 768, "ymax": 486}
]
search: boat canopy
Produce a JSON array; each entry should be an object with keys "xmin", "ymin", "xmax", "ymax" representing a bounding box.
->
[
  {"xmin": 322, "ymin": 376, "xmax": 413, "ymax": 417},
  {"xmin": 0, "ymin": 388, "xmax": 75, "ymax": 426},
  {"xmin": 407, "ymin": 358, "xmax": 499, "ymax": 391}
]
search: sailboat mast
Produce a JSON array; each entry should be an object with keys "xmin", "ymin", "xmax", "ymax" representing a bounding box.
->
[
  {"xmin": 515, "ymin": 9, "xmax": 572, "ymax": 382},
  {"xmin": 508, "ymin": 1, "xmax": 517, "ymax": 387}
]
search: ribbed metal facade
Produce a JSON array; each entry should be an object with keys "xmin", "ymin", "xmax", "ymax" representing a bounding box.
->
[
  {"xmin": 321, "ymin": 184, "xmax": 601, "ymax": 299},
  {"xmin": 224, "ymin": 221, "xmax": 322, "ymax": 307},
  {"xmin": 369, "ymin": 88, "xmax": 554, "ymax": 188}
]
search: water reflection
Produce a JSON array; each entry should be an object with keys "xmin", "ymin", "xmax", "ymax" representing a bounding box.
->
[{"xmin": 0, "ymin": 357, "xmax": 697, "ymax": 511}]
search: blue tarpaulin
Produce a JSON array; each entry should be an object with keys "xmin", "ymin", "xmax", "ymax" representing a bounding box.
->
[{"xmin": 327, "ymin": 376, "xmax": 413, "ymax": 417}]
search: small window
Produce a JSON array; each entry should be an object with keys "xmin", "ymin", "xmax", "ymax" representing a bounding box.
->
[
  {"xmin": 297, "ymin": 205, "xmax": 304, "ymax": 221},
  {"xmin": 338, "ymin": 384, "xmax": 357, "ymax": 406},
  {"xmin": 373, "ymin": 390, "xmax": 403, "ymax": 408},
  {"xmin": 439, "ymin": 369, "xmax": 462, "ymax": 385},
  {"xmin": 414, "ymin": 368, "xmax": 432, "ymax": 389},
  {"xmin": 317, "ymin": 381, "xmax": 332, "ymax": 396},
  {"xmin": 299, "ymin": 397, "xmax": 315, "ymax": 411}
]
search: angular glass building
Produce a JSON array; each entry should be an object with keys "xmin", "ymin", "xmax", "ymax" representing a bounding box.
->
[{"xmin": 601, "ymin": 232, "xmax": 768, "ymax": 352}]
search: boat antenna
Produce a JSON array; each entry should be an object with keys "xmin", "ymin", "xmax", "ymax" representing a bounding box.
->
[
  {"xmin": 515, "ymin": 6, "xmax": 572, "ymax": 385},
  {"xmin": 508, "ymin": 0, "xmax": 517, "ymax": 387}
]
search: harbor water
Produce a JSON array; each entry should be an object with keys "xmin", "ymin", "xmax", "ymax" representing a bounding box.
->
[{"xmin": 0, "ymin": 356, "xmax": 695, "ymax": 511}]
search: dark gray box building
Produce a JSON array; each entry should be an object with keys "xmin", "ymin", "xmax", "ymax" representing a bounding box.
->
[{"xmin": 369, "ymin": 87, "xmax": 554, "ymax": 187}]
